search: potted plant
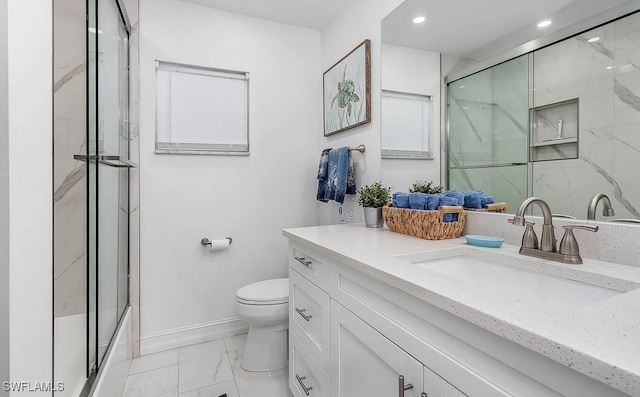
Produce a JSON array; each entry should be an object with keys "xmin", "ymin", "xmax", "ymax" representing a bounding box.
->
[
  {"xmin": 408, "ymin": 180, "xmax": 444, "ymax": 194},
  {"xmin": 356, "ymin": 182, "xmax": 392, "ymax": 228}
]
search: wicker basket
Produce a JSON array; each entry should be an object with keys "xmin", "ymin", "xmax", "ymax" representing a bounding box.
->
[
  {"xmin": 382, "ymin": 203, "xmax": 466, "ymax": 240},
  {"xmin": 464, "ymin": 202, "xmax": 508, "ymax": 213}
]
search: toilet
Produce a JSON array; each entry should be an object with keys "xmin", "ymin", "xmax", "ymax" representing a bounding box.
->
[{"xmin": 234, "ymin": 278, "xmax": 289, "ymax": 371}]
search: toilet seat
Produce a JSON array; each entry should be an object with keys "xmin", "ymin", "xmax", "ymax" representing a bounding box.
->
[{"xmin": 236, "ymin": 278, "xmax": 289, "ymax": 305}]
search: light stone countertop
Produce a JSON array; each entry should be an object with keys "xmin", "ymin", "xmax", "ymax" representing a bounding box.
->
[{"xmin": 282, "ymin": 223, "xmax": 640, "ymax": 396}]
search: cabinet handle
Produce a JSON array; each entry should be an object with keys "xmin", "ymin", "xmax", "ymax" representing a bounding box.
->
[
  {"xmin": 295, "ymin": 374, "xmax": 313, "ymax": 395},
  {"xmin": 295, "ymin": 307, "xmax": 313, "ymax": 321},
  {"xmin": 421, "ymin": 393, "xmax": 428, "ymax": 397},
  {"xmin": 399, "ymin": 375, "xmax": 413, "ymax": 396},
  {"xmin": 294, "ymin": 256, "xmax": 312, "ymax": 266}
]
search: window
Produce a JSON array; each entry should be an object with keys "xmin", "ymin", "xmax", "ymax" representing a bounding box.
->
[
  {"xmin": 381, "ymin": 90, "xmax": 433, "ymax": 159},
  {"xmin": 155, "ymin": 61, "xmax": 249, "ymax": 154}
]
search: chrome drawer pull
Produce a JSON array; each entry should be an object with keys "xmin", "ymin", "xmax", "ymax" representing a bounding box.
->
[
  {"xmin": 296, "ymin": 374, "xmax": 313, "ymax": 395},
  {"xmin": 294, "ymin": 256, "xmax": 312, "ymax": 266},
  {"xmin": 295, "ymin": 307, "xmax": 313, "ymax": 321},
  {"xmin": 399, "ymin": 375, "xmax": 413, "ymax": 396}
]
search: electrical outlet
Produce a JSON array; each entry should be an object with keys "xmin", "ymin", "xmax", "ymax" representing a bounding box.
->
[{"xmin": 337, "ymin": 195, "xmax": 356, "ymax": 223}]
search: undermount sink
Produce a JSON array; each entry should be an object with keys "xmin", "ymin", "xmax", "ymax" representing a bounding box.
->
[{"xmin": 407, "ymin": 252, "xmax": 623, "ymax": 311}]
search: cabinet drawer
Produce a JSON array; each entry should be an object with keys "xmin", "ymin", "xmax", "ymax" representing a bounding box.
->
[
  {"xmin": 290, "ymin": 268, "xmax": 330, "ymax": 373},
  {"xmin": 290, "ymin": 332, "xmax": 329, "ymax": 397},
  {"xmin": 289, "ymin": 243, "xmax": 331, "ymax": 291}
]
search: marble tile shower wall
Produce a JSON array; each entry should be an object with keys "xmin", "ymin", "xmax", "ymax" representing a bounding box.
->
[
  {"xmin": 532, "ymin": 12, "xmax": 640, "ymax": 219},
  {"xmin": 53, "ymin": 0, "xmax": 86, "ymax": 319}
]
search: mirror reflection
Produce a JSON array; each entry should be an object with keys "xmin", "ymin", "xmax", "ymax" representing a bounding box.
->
[{"xmin": 381, "ymin": 0, "xmax": 640, "ymax": 221}]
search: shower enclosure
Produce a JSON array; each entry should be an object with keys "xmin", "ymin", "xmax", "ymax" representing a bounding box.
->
[
  {"xmin": 447, "ymin": 55, "xmax": 530, "ymax": 212},
  {"xmin": 53, "ymin": 0, "xmax": 132, "ymax": 394}
]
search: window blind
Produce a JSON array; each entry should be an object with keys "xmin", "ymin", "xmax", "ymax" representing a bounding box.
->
[
  {"xmin": 381, "ymin": 91, "xmax": 432, "ymax": 159},
  {"xmin": 155, "ymin": 61, "xmax": 249, "ymax": 154}
]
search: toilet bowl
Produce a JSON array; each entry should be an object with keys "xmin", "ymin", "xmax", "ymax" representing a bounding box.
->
[{"xmin": 234, "ymin": 278, "xmax": 289, "ymax": 371}]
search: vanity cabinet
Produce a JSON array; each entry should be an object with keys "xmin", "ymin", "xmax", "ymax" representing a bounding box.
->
[
  {"xmin": 287, "ymin": 241, "xmax": 630, "ymax": 397},
  {"xmin": 332, "ymin": 299, "xmax": 467, "ymax": 397},
  {"xmin": 289, "ymin": 244, "xmax": 332, "ymax": 397}
]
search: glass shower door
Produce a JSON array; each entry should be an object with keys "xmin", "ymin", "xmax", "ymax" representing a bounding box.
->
[
  {"xmin": 447, "ymin": 55, "xmax": 530, "ymax": 212},
  {"xmin": 87, "ymin": 0, "xmax": 130, "ymax": 375}
]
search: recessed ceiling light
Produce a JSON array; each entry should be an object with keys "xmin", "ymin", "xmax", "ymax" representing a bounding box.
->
[
  {"xmin": 588, "ymin": 37, "xmax": 600, "ymax": 43},
  {"xmin": 537, "ymin": 20, "xmax": 552, "ymax": 28},
  {"xmin": 412, "ymin": 16, "xmax": 426, "ymax": 24}
]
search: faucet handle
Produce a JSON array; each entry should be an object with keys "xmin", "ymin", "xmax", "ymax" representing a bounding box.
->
[
  {"xmin": 559, "ymin": 225, "xmax": 598, "ymax": 262},
  {"xmin": 563, "ymin": 225, "xmax": 599, "ymax": 232}
]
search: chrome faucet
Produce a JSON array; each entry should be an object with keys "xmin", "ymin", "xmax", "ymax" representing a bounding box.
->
[
  {"xmin": 509, "ymin": 197, "xmax": 598, "ymax": 264},
  {"xmin": 587, "ymin": 193, "xmax": 614, "ymax": 220}
]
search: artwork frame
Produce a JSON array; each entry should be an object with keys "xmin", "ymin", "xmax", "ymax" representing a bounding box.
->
[{"xmin": 323, "ymin": 39, "xmax": 371, "ymax": 137}]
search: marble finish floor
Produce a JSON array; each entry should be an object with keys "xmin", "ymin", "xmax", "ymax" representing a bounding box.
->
[{"xmin": 123, "ymin": 334, "xmax": 293, "ymax": 397}]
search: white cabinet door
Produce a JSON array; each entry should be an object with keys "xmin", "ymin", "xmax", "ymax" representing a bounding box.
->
[
  {"xmin": 331, "ymin": 300, "xmax": 423, "ymax": 397},
  {"xmin": 423, "ymin": 366, "xmax": 468, "ymax": 397}
]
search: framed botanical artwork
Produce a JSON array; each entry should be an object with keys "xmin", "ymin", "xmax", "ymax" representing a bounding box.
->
[{"xmin": 323, "ymin": 39, "xmax": 371, "ymax": 137}]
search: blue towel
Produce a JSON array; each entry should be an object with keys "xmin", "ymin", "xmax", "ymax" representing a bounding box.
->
[
  {"xmin": 394, "ymin": 193, "xmax": 410, "ymax": 208},
  {"xmin": 463, "ymin": 191, "xmax": 483, "ymax": 209},
  {"xmin": 426, "ymin": 194, "xmax": 442, "ymax": 210},
  {"xmin": 444, "ymin": 191, "xmax": 465, "ymax": 206},
  {"xmin": 439, "ymin": 196, "xmax": 459, "ymax": 222},
  {"xmin": 480, "ymin": 194, "xmax": 494, "ymax": 207},
  {"xmin": 316, "ymin": 148, "xmax": 332, "ymax": 202},
  {"xmin": 323, "ymin": 147, "xmax": 350, "ymax": 204},
  {"xmin": 409, "ymin": 193, "xmax": 427, "ymax": 210}
]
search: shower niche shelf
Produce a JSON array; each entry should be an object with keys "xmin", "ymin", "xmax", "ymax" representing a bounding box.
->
[{"xmin": 530, "ymin": 98, "xmax": 579, "ymax": 162}]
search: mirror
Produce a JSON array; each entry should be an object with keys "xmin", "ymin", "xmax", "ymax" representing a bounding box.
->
[{"xmin": 381, "ymin": 0, "xmax": 640, "ymax": 221}]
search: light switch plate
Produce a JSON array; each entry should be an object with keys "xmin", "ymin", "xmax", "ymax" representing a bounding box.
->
[{"xmin": 337, "ymin": 195, "xmax": 356, "ymax": 223}]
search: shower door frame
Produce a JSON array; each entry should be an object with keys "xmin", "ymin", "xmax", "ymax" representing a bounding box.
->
[{"xmin": 83, "ymin": 0, "xmax": 132, "ymax": 391}]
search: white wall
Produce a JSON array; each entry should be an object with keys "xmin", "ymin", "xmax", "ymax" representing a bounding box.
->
[
  {"xmin": 139, "ymin": 0, "xmax": 322, "ymax": 352},
  {"xmin": 0, "ymin": 0, "xmax": 9, "ymax": 389},
  {"xmin": 315, "ymin": 0, "xmax": 404, "ymax": 225},
  {"xmin": 6, "ymin": 0, "xmax": 53, "ymax": 394},
  {"xmin": 381, "ymin": 43, "xmax": 441, "ymax": 193}
]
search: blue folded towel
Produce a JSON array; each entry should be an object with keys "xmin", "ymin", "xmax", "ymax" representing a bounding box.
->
[
  {"xmin": 323, "ymin": 147, "xmax": 350, "ymax": 204},
  {"xmin": 439, "ymin": 196, "xmax": 459, "ymax": 222},
  {"xmin": 426, "ymin": 194, "xmax": 442, "ymax": 210},
  {"xmin": 409, "ymin": 193, "xmax": 427, "ymax": 210},
  {"xmin": 444, "ymin": 191, "xmax": 465, "ymax": 206},
  {"xmin": 463, "ymin": 191, "xmax": 483, "ymax": 209},
  {"xmin": 316, "ymin": 148, "xmax": 332, "ymax": 202},
  {"xmin": 480, "ymin": 194, "xmax": 494, "ymax": 207},
  {"xmin": 394, "ymin": 193, "xmax": 410, "ymax": 208}
]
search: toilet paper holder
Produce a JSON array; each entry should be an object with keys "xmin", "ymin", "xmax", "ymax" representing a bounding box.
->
[{"xmin": 201, "ymin": 237, "xmax": 233, "ymax": 246}]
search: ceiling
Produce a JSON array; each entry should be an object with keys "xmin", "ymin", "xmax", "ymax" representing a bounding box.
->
[
  {"xmin": 179, "ymin": 0, "xmax": 347, "ymax": 31},
  {"xmin": 384, "ymin": 0, "xmax": 640, "ymax": 60},
  {"xmin": 180, "ymin": 0, "xmax": 640, "ymax": 61}
]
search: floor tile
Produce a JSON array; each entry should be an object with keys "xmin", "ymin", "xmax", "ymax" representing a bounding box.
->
[
  {"xmin": 231, "ymin": 349, "xmax": 292, "ymax": 397},
  {"xmin": 178, "ymin": 340, "xmax": 234, "ymax": 393},
  {"xmin": 123, "ymin": 365, "xmax": 179, "ymax": 397},
  {"xmin": 178, "ymin": 380, "xmax": 239, "ymax": 397},
  {"xmin": 223, "ymin": 334, "xmax": 247, "ymax": 354},
  {"xmin": 129, "ymin": 349, "xmax": 179, "ymax": 375}
]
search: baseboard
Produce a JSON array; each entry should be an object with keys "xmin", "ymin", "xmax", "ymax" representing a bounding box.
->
[{"xmin": 140, "ymin": 317, "xmax": 249, "ymax": 355}]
